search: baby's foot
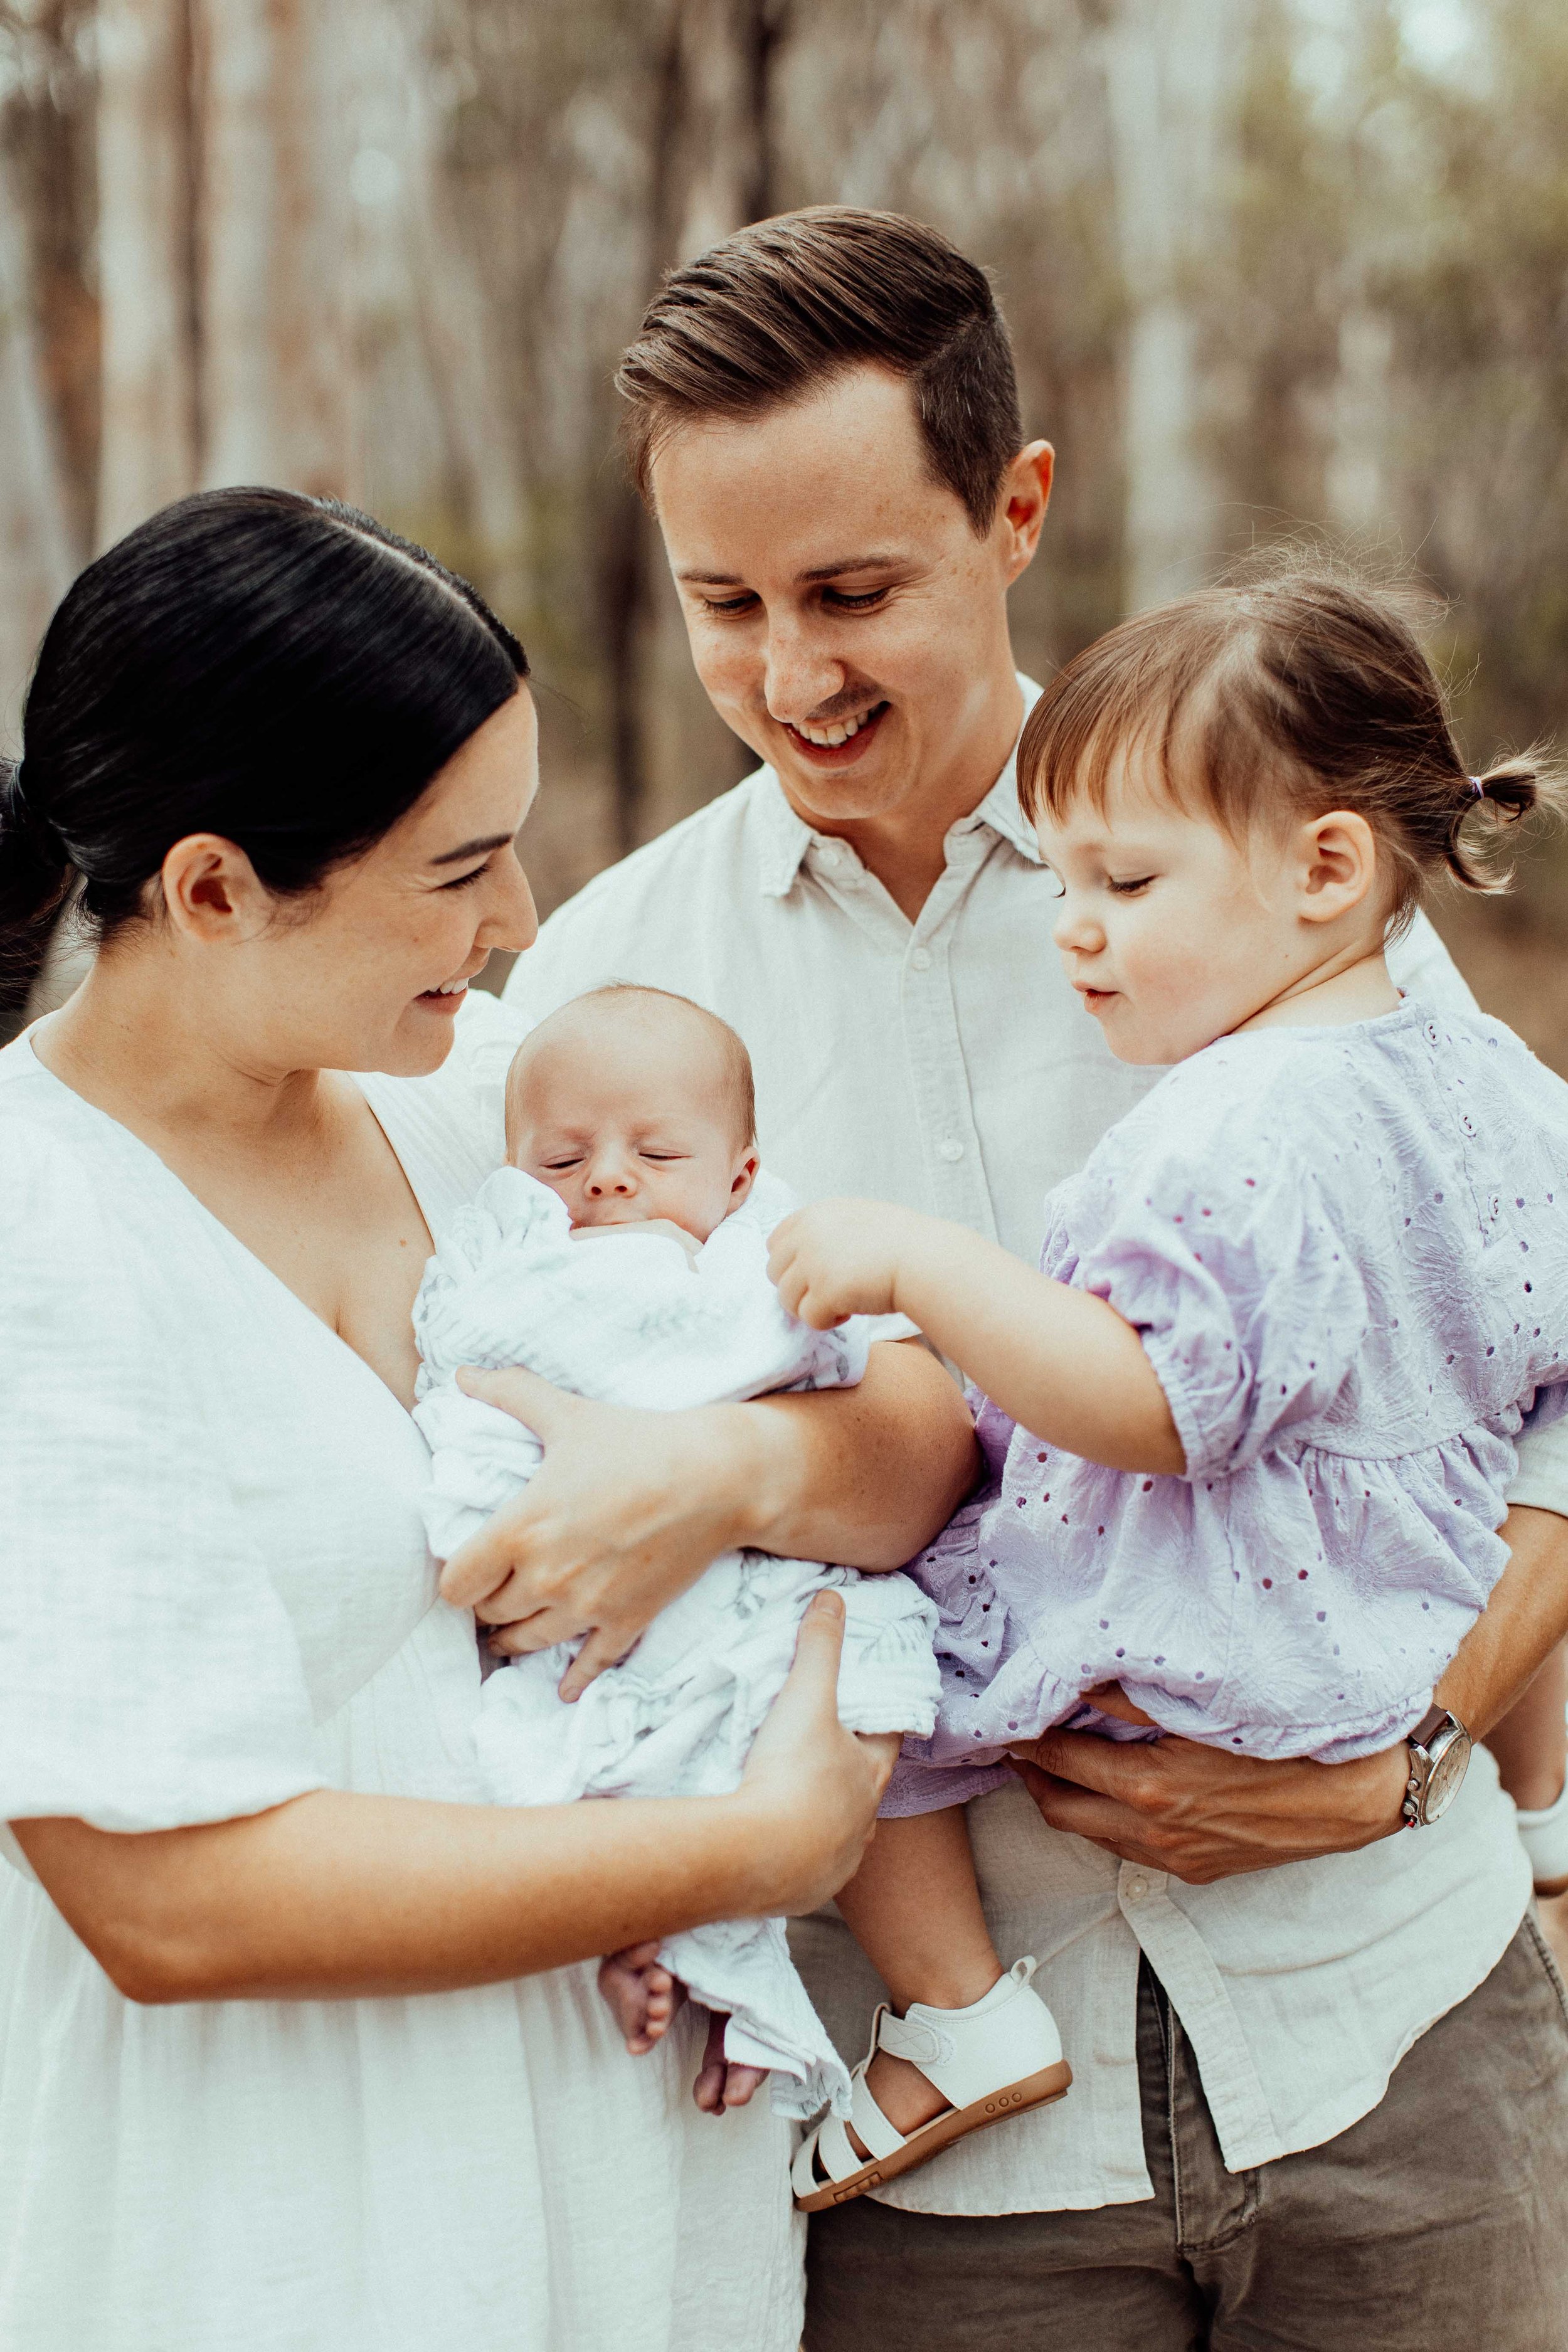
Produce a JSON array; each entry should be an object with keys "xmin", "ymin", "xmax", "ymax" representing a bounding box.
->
[
  {"xmin": 692, "ymin": 2006, "xmax": 770, "ymax": 2116},
  {"xmin": 598, "ymin": 1941, "xmax": 686, "ymax": 2055}
]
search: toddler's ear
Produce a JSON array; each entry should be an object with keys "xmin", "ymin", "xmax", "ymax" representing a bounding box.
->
[{"xmin": 731, "ymin": 1148, "xmax": 761, "ymax": 1205}]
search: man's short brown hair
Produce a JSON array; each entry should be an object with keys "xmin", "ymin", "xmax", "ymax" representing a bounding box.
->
[{"xmin": 616, "ymin": 207, "xmax": 1024, "ymax": 535}]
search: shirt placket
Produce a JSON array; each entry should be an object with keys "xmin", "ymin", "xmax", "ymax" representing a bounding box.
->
[
  {"xmin": 804, "ymin": 827, "xmax": 999, "ymax": 1237},
  {"xmin": 903, "ymin": 829, "xmax": 999, "ymax": 1239}
]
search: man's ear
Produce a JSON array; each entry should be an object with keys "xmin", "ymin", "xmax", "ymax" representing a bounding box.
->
[
  {"xmin": 731, "ymin": 1148, "xmax": 761, "ymax": 1205},
  {"xmin": 159, "ymin": 833, "xmax": 276, "ymax": 945},
  {"xmin": 1296, "ymin": 809, "xmax": 1380, "ymax": 925},
  {"xmin": 997, "ymin": 440, "xmax": 1055, "ymax": 584}
]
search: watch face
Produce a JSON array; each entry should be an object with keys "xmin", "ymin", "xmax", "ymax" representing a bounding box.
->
[{"xmin": 1424, "ymin": 1730, "xmax": 1471, "ymax": 1822}]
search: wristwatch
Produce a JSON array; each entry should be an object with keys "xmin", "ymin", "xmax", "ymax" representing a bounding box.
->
[{"xmin": 1401, "ymin": 1704, "xmax": 1472, "ymax": 1827}]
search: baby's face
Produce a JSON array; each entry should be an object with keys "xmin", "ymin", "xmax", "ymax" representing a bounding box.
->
[{"xmin": 506, "ymin": 1011, "xmax": 756, "ymax": 1243}]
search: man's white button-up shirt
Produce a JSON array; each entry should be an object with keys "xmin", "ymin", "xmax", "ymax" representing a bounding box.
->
[{"xmin": 504, "ymin": 678, "xmax": 1568, "ymax": 2214}]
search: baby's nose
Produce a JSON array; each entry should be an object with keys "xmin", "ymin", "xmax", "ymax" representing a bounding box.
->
[{"xmin": 585, "ymin": 1160, "xmax": 637, "ymax": 1196}]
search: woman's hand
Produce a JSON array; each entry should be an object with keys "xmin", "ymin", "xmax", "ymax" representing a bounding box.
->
[
  {"xmin": 734, "ymin": 1591, "xmax": 901, "ymax": 1914},
  {"xmin": 440, "ymin": 1367, "xmax": 765, "ymax": 1699},
  {"xmin": 1009, "ymin": 1694, "xmax": 1409, "ymax": 1883},
  {"xmin": 768, "ymin": 1199, "xmax": 934, "ymax": 1329}
]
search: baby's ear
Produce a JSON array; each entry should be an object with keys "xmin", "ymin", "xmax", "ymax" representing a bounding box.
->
[{"xmin": 731, "ymin": 1149, "xmax": 761, "ymax": 1204}]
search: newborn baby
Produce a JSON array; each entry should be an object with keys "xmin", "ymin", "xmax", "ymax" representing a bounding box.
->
[{"xmin": 411, "ymin": 985, "xmax": 941, "ymax": 2121}]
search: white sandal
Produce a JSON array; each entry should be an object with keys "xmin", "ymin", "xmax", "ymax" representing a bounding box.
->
[
  {"xmin": 791, "ymin": 1957, "xmax": 1071, "ymax": 2213},
  {"xmin": 1517, "ymin": 1779, "xmax": 1568, "ymax": 1899}
]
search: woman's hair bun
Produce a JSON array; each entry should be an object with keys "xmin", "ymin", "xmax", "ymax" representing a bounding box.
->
[{"xmin": 0, "ymin": 755, "xmax": 75, "ymax": 1024}]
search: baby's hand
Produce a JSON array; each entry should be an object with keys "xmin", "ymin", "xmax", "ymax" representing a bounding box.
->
[{"xmin": 767, "ymin": 1198, "xmax": 913, "ymax": 1328}]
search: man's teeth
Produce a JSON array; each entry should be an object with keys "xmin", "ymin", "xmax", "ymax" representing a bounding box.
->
[
  {"xmin": 433, "ymin": 978, "xmax": 468, "ymax": 995},
  {"xmin": 796, "ymin": 706, "xmax": 880, "ymax": 747}
]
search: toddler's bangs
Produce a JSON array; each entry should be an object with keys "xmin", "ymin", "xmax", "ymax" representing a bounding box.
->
[{"xmin": 1017, "ymin": 602, "xmax": 1264, "ymax": 839}]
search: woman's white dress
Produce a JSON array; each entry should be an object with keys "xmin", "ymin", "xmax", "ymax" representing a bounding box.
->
[{"xmin": 0, "ymin": 1002, "xmax": 805, "ymax": 2352}]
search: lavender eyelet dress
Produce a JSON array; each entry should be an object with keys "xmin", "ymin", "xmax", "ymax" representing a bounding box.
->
[{"xmin": 886, "ymin": 1002, "xmax": 1568, "ymax": 1816}]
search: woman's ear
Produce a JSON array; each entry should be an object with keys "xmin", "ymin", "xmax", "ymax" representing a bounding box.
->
[
  {"xmin": 159, "ymin": 833, "xmax": 275, "ymax": 945},
  {"xmin": 1295, "ymin": 809, "xmax": 1380, "ymax": 926}
]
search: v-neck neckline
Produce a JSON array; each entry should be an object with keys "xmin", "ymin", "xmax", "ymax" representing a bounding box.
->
[{"xmin": 21, "ymin": 1030, "xmax": 435, "ymax": 1425}]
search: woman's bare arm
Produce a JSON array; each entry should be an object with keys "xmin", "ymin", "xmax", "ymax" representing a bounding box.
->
[
  {"xmin": 445, "ymin": 1338, "xmax": 978, "ymax": 1692},
  {"xmin": 13, "ymin": 1595, "xmax": 896, "ymax": 2003}
]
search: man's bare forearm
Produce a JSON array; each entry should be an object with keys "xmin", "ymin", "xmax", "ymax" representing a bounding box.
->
[{"xmin": 1437, "ymin": 1505, "xmax": 1568, "ymax": 1737}]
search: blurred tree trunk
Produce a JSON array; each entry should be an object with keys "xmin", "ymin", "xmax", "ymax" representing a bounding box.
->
[
  {"xmin": 1101, "ymin": 0, "xmax": 1241, "ymax": 610},
  {"xmin": 0, "ymin": 16, "xmax": 78, "ymax": 746},
  {"xmin": 603, "ymin": 0, "xmax": 788, "ymax": 856},
  {"xmin": 95, "ymin": 0, "xmax": 200, "ymax": 543},
  {"xmin": 198, "ymin": 0, "xmax": 358, "ymax": 497}
]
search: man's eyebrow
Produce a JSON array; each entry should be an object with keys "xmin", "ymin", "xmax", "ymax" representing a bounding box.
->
[
  {"xmin": 798, "ymin": 552, "xmax": 903, "ymax": 583},
  {"xmin": 430, "ymin": 831, "xmax": 514, "ymax": 867},
  {"xmin": 674, "ymin": 552, "xmax": 904, "ymax": 588}
]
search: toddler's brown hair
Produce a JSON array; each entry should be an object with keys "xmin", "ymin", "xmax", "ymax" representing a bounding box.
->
[{"xmin": 1017, "ymin": 564, "xmax": 1562, "ymax": 933}]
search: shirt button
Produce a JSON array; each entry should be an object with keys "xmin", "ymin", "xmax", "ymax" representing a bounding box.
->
[
  {"xmin": 938, "ymin": 1138, "xmax": 964, "ymax": 1163},
  {"xmin": 910, "ymin": 947, "xmax": 933, "ymax": 972},
  {"xmin": 1123, "ymin": 1873, "xmax": 1148, "ymax": 1902}
]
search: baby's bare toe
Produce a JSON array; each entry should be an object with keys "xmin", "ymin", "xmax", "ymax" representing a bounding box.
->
[{"xmin": 721, "ymin": 2063, "xmax": 768, "ymax": 2110}]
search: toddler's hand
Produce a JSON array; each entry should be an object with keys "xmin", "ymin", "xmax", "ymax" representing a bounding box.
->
[{"xmin": 767, "ymin": 1198, "xmax": 911, "ymax": 1328}]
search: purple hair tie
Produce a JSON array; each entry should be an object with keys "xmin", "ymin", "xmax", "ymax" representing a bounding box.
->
[{"xmin": 1469, "ymin": 775, "xmax": 1486, "ymax": 798}]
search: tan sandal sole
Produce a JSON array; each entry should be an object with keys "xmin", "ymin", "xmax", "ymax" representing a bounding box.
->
[{"xmin": 794, "ymin": 2058, "xmax": 1073, "ymax": 2213}]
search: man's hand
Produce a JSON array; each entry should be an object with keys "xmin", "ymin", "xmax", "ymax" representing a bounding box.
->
[
  {"xmin": 768, "ymin": 1198, "xmax": 933, "ymax": 1328},
  {"xmin": 1009, "ymin": 1688, "xmax": 1409, "ymax": 1883}
]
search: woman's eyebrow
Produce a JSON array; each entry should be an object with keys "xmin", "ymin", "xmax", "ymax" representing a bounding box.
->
[{"xmin": 430, "ymin": 831, "xmax": 514, "ymax": 867}]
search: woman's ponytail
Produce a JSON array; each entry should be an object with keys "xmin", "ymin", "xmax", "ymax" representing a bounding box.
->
[
  {"xmin": 1444, "ymin": 751, "xmax": 1567, "ymax": 893},
  {"xmin": 0, "ymin": 757, "xmax": 75, "ymax": 1033}
]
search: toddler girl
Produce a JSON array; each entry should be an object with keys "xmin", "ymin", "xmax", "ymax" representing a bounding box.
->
[{"xmin": 770, "ymin": 568, "xmax": 1568, "ymax": 2211}]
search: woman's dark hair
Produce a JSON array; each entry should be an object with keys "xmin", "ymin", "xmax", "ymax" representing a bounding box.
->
[
  {"xmin": 1017, "ymin": 560, "xmax": 1562, "ymax": 935},
  {"xmin": 0, "ymin": 486, "xmax": 527, "ymax": 1012}
]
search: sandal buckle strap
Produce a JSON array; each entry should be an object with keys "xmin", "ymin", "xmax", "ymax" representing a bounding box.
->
[{"xmin": 876, "ymin": 2011, "xmax": 951, "ymax": 2067}]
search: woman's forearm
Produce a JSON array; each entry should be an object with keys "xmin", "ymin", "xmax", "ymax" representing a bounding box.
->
[
  {"xmin": 14, "ymin": 1591, "xmax": 897, "ymax": 2003},
  {"xmin": 738, "ymin": 1337, "xmax": 978, "ymax": 1569},
  {"xmin": 14, "ymin": 1788, "xmax": 783, "ymax": 2003}
]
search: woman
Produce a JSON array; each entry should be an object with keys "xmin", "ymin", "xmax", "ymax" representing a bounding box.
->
[{"xmin": 0, "ymin": 489, "xmax": 975, "ymax": 2351}]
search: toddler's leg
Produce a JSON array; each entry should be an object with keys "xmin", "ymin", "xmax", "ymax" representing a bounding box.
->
[
  {"xmin": 1486, "ymin": 1642, "xmax": 1568, "ymax": 1892},
  {"xmin": 832, "ymin": 1808, "xmax": 1006, "ymax": 2142}
]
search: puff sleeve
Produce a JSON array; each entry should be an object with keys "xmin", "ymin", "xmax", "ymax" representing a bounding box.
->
[
  {"xmin": 0, "ymin": 1119, "xmax": 322, "ymax": 1838},
  {"xmin": 1044, "ymin": 1093, "xmax": 1372, "ymax": 1482}
]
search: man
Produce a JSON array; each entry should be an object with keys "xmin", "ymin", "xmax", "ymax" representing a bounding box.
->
[{"xmin": 506, "ymin": 209, "xmax": 1568, "ymax": 2346}]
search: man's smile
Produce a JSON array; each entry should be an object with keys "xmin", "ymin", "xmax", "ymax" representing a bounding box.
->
[{"xmin": 776, "ymin": 700, "xmax": 891, "ymax": 766}]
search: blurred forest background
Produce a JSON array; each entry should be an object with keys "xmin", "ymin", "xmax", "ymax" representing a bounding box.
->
[{"xmin": 2, "ymin": 0, "xmax": 1567, "ymax": 1053}]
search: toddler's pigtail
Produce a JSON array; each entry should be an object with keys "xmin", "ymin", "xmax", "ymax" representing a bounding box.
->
[{"xmin": 1444, "ymin": 750, "xmax": 1565, "ymax": 894}]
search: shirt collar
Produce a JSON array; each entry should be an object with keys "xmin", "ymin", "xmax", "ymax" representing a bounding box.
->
[{"xmin": 751, "ymin": 672, "xmax": 1046, "ymax": 898}]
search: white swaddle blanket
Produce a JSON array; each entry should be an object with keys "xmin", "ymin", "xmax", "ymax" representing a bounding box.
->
[{"xmin": 411, "ymin": 1165, "xmax": 941, "ymax": 2119}]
